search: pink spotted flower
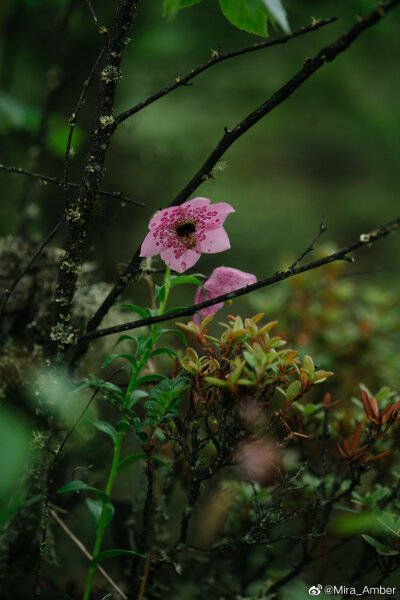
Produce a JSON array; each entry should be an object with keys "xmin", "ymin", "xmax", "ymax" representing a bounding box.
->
[
  {"xmin": 140, "ymin": 197, "xmax": 234, "ymax": 273},
  {"xmin": 194, "ymin": 266, "xmax": 257, "ymax": 324}
]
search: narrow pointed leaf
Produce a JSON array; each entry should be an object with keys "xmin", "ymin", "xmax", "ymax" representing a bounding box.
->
[
  {"xmin": 119, "ymin": 304, "xmax": 148, "ymax": 319},
  {"xmin": 81, "ymin": 419, "xmax": 118, "ymax": 445},
  {"xmin": 57, "ymin": 481, "xmax": 110, "ymax": 503},
  {"xmin": 85, "ymin": 498, "xmax": 115, "ymax": 529},
  {"xmin": 91, "ymin": 548, "xmax": 145, "ymax": 567}
]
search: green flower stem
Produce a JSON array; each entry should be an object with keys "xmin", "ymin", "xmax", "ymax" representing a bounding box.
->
[
  {"xmin": 125, "ymin": 267, "xmax": 171, "ymax": 400},
  {"xmin": 157, "ymin": 266, "xmax": 171, "ymax": 317},
  {"xmin": 82, "ymin": 429, "xmax": 125, "ymax": 600},
  {"xmin": 83, "ymin": 268, "xmax": 173, "ymax": 598}
]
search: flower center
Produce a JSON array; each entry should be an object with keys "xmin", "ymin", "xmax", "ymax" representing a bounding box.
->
[{"xmin": 175, "ymin": 221, "xmax": 197, "ymax": 248}]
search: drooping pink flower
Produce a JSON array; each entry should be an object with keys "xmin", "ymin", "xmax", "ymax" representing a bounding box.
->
[
  {"xmin": 194, "ymin": 266, "xmax": 257, "ymax": 323},
  {"xmin": 140, "ymin": 197, "xmax": 235, "ymax": 273}
]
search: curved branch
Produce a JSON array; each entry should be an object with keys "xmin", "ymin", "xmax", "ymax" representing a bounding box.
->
[
  {"xmin": 83, "ymin": 0, "xmax": 400, "ymax": 342},
  {"xmin": 80, "ymin": 215, "xmax": 400, "ymax": 342},
  {"xmin": 114, "ymin": 16, "xmax": 337, "ymax": 126}
]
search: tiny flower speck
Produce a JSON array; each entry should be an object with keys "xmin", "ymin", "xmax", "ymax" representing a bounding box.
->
[{"xmin": 140, "ymin": 197, "xmax": 235, "ymax": 273}]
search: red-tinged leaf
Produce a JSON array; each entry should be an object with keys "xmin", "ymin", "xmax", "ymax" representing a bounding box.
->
[
  {"xmin": 391, "ymin": 400, "xmax": 400, "ymax": 415},
  {"xmin": 360, "ymin": 390, "xmax": 374, "ymax": 419},
  {"xmin": 353, "ymin": 444, "xmax": 369, "ymax": 457},
  {"xmin": 364, "ymin": 450, "xmax": 391, "ymax": 463},
  {"xmin": 351, "ymin": 422, "xmax": 362, "ymax": 453},
  {"xmin": 354, "ymin": 451, "xmax": 368, "ymax": 464},
  {"xmin": 337, "ymin": 443, "xmax": 348, "ymax": 458},
  {"xmin": 343, "ymin": 440, "xmax": 350, "ymax": 454},
  {"xmin": 370, "ymin": 396, "xmax": 379, "ymax": 419},
  {"xmin": 323, "ymin": 393, "xmax": 331, "ymax": 409}
]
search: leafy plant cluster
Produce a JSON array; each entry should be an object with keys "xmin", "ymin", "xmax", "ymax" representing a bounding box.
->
[{"xmin": 50, "ymin": 273, "xmax": 400, "ymax": 598}]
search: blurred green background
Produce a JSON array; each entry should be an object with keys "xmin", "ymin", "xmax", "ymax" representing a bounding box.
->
[{"xmin": 1, "ymin": 0, "xmax": 399, "ymax": 306}]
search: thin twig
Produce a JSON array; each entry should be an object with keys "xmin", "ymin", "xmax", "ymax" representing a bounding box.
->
[
  {"xmin": 80, "ymin": 214, "xmax": 400, "ymax": 342},
  {"xmin": 289, "ymin": 216, "xmax": 327, "ymax": 271},
  {"xmin": 114, "ymin": 17, "xmax": 337, "ymax": 126},
  {"xmin": 84, "ymin": 0, "xmax": 400, "ymax": 341},
  {"xmin": 50, "ymin": 509, "xmax": 127, "ymax": 599},
  {"xmin": 0, "ymin": 215, "xmax": 66, "ymax": 318},
  {"xmin": 127, "ymin": 457, "xmax": 154, "ymax": 600},
  {"xmin": 34, "ymin": 368, "xmax": 123, "ymax": 599},
  {"xmin": 84, "ymin": 0, "xmax": 99, "ymax": 26},
  {"xmin": 0, "ymin": 163, "xmax": 145, "ymax": 207},
  {"xmin": 64, "ymin": 46, "xmax": 106, "ymax": 208}
]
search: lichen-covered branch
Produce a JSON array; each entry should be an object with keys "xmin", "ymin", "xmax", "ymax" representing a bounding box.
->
[{"xmin": 46, "ymin": 0, "xmax": 141, "ymax": 361}]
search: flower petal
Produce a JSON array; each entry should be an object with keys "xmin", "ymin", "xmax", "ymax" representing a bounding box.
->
[
  {"xmin": 193, "ymin": 266, "xmax": 257, "ymax": 323},
  {"xmin": 183, "ymin": 197, "xmax": 211, "ymax": 211},
  {"xmin": 204, "ymin": 202, "xmax": 235, "ymax": 229},
  {"xmin": 160, "ymin": 247, "xmax": 201, "ymax": 273},
  {"xmin": 140, "ymin": 230, "xmax": 162, "ymax": 257},
  {"xmin": 200, "ymin": 227, "xmax": 231, "ymax": 254}
]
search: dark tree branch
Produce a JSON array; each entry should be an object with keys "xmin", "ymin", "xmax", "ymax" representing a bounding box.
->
[
  {"xmin": 0, "ymin": 47, "xmax": 112, "ymax": 319},
  {"xmin": 169, "ymin": 0, "xmax": 400, "ymax": 209},
  {"xmin": 0, "ymin": 215, "xmax": 66, "ymax": 319},
  {"xmin": 63, "ymin": 46, "xmax": 106, "ymax": 208},
  {"xmin": 114, "ymin": 17, "xmax": 337, "ymax": 126},
  {"xmin": 17, "ymin": 0, "xmax": 79, "ymax": 236},
  {"xmin": 289, "ymin": 217, "xmax": 327, "ymax": 271},
  {"xmin": 83, "ymin": 0, "xmax": 399, "ymax": 343},
  {"xmin": 81, "ymin": 215, "xmax": 400, "ymax": 342},
  {"xmin": 127, "ymin": 457, "xmax": 154, "ymax": 600},
  {"xmin": 0, "ymin": 163, "xmax": 145, "ymax": 207}
]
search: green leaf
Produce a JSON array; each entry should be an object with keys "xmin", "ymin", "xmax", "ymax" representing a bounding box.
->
[
  {"xmin": 0, "ymin": 491, "xmax": 26, "ymax": 528},
  {"xmin": 362, "ymin": 534, "xmax": 399, "ymax": 555},
  {"xmin": 155, "ymin": 284, "xmax": 166, "ymax": 303},
  {"xmin": 118, "ymin": 453, "xmax": 147, "ymax": 470},
  {"xmin": 127, "ymin": 389, "xmax": 149, "ymax": 409},
  {"xmin": 129, "ymin": 416, "xmax": 148, "ymax": 443},
  {"xmin": 149, "ymin": 347, "xmax": 180, "ymax": 361},
  {"xmin": 219, "ymin": 0, "xmax": 268, "ymax": 37},
  {"xmin": 91, "ymin": 548, "xmax": 145, "ymax": 567},
  {"xmin": 81, "ymin": 419, "xmax": 118, "ymax": 445},
  {"xmin": 85, "ymin": 498, "xmax": 115, "ymax": 529},
  {"xmin": 135, "ymin": 374, "xmax": 168, "ymax": 387},
  {"xmin": 119, "ymin": 304, "xmax": 148, "ymax": 319},
  {"xmin": 102, "ymin": 353, "xmax": 137, "ymax": 370},
  {"xmin": 151, "ymin": 456, "xmax": 174, "ymax": 471},
  {"xmin": 155, "ymin": 328, "xmax": 188, "ymax": 347},
  {"xmin": 57, "ymin": 481, "xmax": 110, "ymax": 503},
  {"xmin": 118, "ymin": 453, "xmax": 173, "ymax": 472},
  {"xmin": 170, "ymin": 275, "xmax": 207, "ymax": 297},
  {"xmin": 163, "ymin": 0, "xmax": 202, "ymax": 18},
  {"xmin": 262, "ymin": 0, "xmax": 290, "ymax": 33}
]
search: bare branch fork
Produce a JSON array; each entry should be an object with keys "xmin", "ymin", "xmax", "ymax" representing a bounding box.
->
[
  {"xmin": 81, "ymin": 215, "xmax": 400, "ymax": 342},
  {"xmin": 113, "ymin": 16, "xmax": 337, "ymax": 125},
  {"xmin": 83, "ymin": 0, "xmax": 400, "ymax": 342}
]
